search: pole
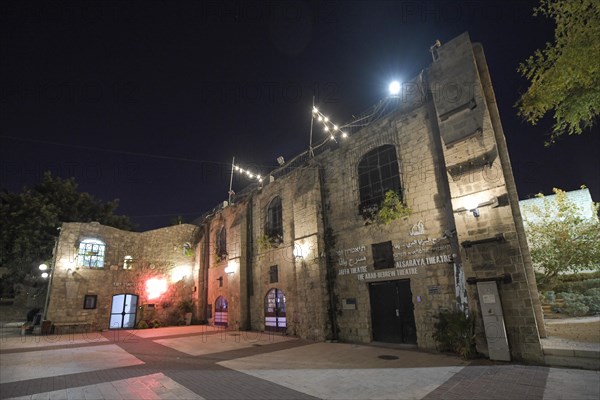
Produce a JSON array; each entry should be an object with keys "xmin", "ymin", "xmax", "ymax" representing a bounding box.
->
[
  {"xmin": 309, "ymin": 96, "xmax": 315, "ymax": 158},
  {"xmin": 228, "ymin": 156, "xmax": 235, "ymax": 205},
  {"xmin": 42, "ymin": 235, "xmax": 60, "ymax": 320}
]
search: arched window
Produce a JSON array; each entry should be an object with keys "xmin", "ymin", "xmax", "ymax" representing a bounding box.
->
[
  {"xmin": 78, "ymin": 238, "xmax": 106, "ymax": 268},
  {"xmin": 266, "ymin": 196, "xmax": 283, "ymax": 243},
  {"xmin": 358, "ymin": 145, "xmax": 401, "ymax": 214},
  {"xmin": 216, "ymin": 226, "xmax": 227, "ymax": 259}
]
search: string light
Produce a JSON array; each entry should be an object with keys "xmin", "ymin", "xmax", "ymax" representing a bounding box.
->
[
  {"xmin": 232, "ymin": 164, "xmax": 263, "ymax": 182},
  {"xmin": 312, "ymin": 106, "xmax": 348, "ymax": 141}
]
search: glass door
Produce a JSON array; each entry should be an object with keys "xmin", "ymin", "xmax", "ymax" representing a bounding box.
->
[{"xmin": 110, "ymin": 294, "xmax": 138, "ymax": 329}]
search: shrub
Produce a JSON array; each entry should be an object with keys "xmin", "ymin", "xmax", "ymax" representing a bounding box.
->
[
  {"xmin": 583, "ymin": 288, "xmax": 600, "ymax": 314},
  {"xmin": 544, "ymin": 291, "xmax": 556, "ymax": 303},
  {"xmin": 554, "ymin": 278, "xmax": 600, "ymax": 294},
  {"xmin": 151, "ymin": 319, "xmax": 161, "ymax": 328},
  {"xmin": 178, "ymin": 300, "xmax": 194, "ymax": 314},
  {"xmin": 136, "ymin": 320, "xmax": 149, "ymax": 329},
  {"xmin": 557, "ymin": 292, "xmax": 590, "ymax": 316},
  {"xmin": 433, "ymin": 311, "xmax": 477, "ymax": 359}
]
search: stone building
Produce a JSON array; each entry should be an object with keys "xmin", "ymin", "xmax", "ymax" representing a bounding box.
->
[
  {"xmin": 47, "ymin": 33, "xmax": 545, "ymax": 363},
  {"xmin": 195, "ymin": 33, "xmax": 545, "ymax": 362},
  {"xmin": 46, "ymin": 222, "xmax": 200, "ymax": 330}
]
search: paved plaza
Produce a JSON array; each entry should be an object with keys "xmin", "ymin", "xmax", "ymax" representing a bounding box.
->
[{"xmin": 0, "ymin": 326, "xmax": 598, "ymax": 400}]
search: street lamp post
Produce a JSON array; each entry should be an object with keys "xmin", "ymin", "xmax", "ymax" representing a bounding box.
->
[{"xmin": 39, "ymin": 263, "xmax": 54, "ymax": 320}]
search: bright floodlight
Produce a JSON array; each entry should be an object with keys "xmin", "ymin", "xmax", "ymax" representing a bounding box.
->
[
  {"xmin": 389, "ymin": 81, "xmax": 401, "ymax": 95},
  {"xmin": 39, "ymin": 263, "xmax": 48, "ymax": 271},
  {"xmin": 41, "ymin": 272, "xmax": 49, "ymax": 279}
]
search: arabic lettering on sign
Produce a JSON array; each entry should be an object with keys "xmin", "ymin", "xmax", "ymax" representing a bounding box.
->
[
  {"xmin": 394, "ymin": 243, "xmax": 451, "ymax": 258},
  {"xmin": 337, "ymin": 245, "xmax": 367, "ymax": 273},
  {"xmin": 397, "ymin": 236, "xmax": 447, "ymax": 249}
]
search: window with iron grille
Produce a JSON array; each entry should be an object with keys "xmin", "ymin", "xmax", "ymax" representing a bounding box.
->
[
  {"xmin": 78, "ymin": 239, "xmax": 106, "ymax": 268},
  {"xmin": 266, "ymin": 196, "xmax": 283, "ymax": 243},
  {"xmin": 216, "ymin": 226, "xmax": 227, "ymax": 259},
  {"xmin": 358, "ymin": 145, "xmax": 402, "ymax": 215},
  {"xmin": 372, "ymin": 241, "xmax": 394, "ymax": 270},
  {"xmin": 269, "ymin": 265, "xmax": 279, "ymax": 283}
]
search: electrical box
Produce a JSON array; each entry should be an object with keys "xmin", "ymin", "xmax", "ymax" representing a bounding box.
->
[{"xmin": 476, "ymin": 281, "xmax": 511, "ymax": 361}]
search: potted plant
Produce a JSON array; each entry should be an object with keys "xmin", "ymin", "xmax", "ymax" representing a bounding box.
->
[{"xmin": 178, "ymin": 300, "xmax": 194, "ymax": 325}]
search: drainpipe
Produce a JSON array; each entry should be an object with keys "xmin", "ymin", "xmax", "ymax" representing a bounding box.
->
[
  {"xmin": 316, "ymin": 162, "xmax": 339, "ymax": 341},
  {"xmin": 422, "ymin": 70, "xmax": 469, "ymax": 313},
  {"xmin": 200, "ymin": 220, "xmax": 210, "ymax": 321},
  {"xmin": 245, "ymin": 195, "xmax": 254, "ymax": 330}
]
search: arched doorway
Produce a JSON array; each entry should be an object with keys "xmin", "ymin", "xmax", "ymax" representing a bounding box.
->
[
  {"xmin": 214, "ymin": 296, "xmax": 228, "ymax": 326},
  {"xmin": 110, "ymin": 293, "xmax": 138, "ymax": 329},
  {"xmin": 264, "ymin": 288, "xmax": 286, "ymax": 332}
]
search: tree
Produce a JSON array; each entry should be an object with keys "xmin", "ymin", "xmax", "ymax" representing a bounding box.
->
[
  {"xmin": 522, "ymin": 187, "xmax": 600, "ymax": 279},
  {"xmin": 516, "ymin": 0, "xmax": 600, "ymax": 145},
  {"xmin": 0, "ymin": 172, "xmax": 133, "ymax": 293}
]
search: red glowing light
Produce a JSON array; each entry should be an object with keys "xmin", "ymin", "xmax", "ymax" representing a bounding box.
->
[{"xmin": 146, "ymin": 278, "xmax": 167, "ymax": 299}]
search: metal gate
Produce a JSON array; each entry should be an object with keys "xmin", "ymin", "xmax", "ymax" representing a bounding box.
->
[
  {"xmin": 264, "ymin": 288, "xmax": 286, "ymax": 332},
  {"xmin": 214, "ymin": 296, "xmax": 228, "ymax": 326},
  {"xmin": 109, "ymin": 293, "xmax": 138, "ymax": 329},
  {"xmin": 369, "ymin": 280, "xmax": 417, "ymax": 344}
]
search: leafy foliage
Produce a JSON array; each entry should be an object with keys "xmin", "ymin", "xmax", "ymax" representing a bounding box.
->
[
  {"xmin": 377, "ymin": 190, "xmax": 411, "ymax": 225},
  {"xmin": 0, "ymin": 172, "xmax": 133, "ymax": 290},
  {"xmin": 522, "ymin": 187, "xmax": 600, "ymax": 279},
  {"xmin": 556, "ymin": 292, "xmax": 590, "ymax": 316},
  {"xmin": 433, "ymin": 311, "xmax": 477, "ymax": 359},
  {"xmin": 177, "ymin": 299, "xmax": 194, "ymax": 314},
  {"xmin": 516, "ymin": 0, "xmax": 600, "ymax": 145},
  {"xmin": 257, "ymin": 234, "xmax": 282, "ymax": 252}
]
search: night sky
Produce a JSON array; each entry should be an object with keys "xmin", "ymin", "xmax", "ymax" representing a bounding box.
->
[{"xmin": 2, "ymin": 0, "xmax": 599, "ymax": 231}]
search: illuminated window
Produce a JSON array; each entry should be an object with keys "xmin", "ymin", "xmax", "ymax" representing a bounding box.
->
[
  {"xmin": 123, "ymin": 255, "xmax": 133, "ymax": 270},
  {"xmin": 266, "ymin": 196, "xmax": 283, "ymax": 243},
  {"xmin": 78, "ymin": 239, "xmax": 106, "ymax": 268},
  {"xmin": 358, "ymin": 145, "xmax": 402, "ymax": 215}
]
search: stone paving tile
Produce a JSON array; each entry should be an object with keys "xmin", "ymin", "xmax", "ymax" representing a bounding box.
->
[
  {"xmin": 153, "ymin": 330, "xmax": 294, "ymax": 357},
  {"xmin": 2, "ymin": 330, "xmax": 318, "ymax": 400},
  {"xmin": 4, "ymin": 373, "xmax": 202, "ymax": 400},
  {"xmin": 3, "ymin": 328, "xmax": 598, "ymax": 400},
  {"xmin": 543, "ymin": 368, "xmax": 600, "ymax": 400},
  {"xmin": 422, "ymin": 363, "xmax": 551, "ymax": 400},
  {"xmin": 0, "ymin": 344, "xmax": 144, "ymax": 384}
]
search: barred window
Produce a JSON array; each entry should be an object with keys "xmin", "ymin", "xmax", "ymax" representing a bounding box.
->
[
  {"xmin": 216, "ymin": 226, "xmax": 227, "ymax": 259},
  {"xmin": 358, "ymin": 145, "xmax": 401, "ymax": 214},
  {"xmin": 266, "ymin": 196, "xmax": 283, "ymax": 243},
  {"xmin": 78, "ymin": 239, "xmax": 105, "ymax": 268},
  {"xmin": 269, "ymin": 265, "xmax": 279, "ymax": 283}
]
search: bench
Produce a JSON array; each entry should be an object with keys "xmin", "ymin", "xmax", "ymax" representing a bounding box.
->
[{"xmin": 52, "ymin": 322, "xmax": 92, "ymax": 334}]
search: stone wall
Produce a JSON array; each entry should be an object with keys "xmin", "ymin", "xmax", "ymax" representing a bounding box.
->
[
  {"xmin": 191, "ymin": 33, "xmax": 544, "ymax": 362},
  {"xmin": 47, "ymin": 222, "xmax": 199, "ymax": 330},
  {"xmin": 318, "ymin": 103, "xmax": 458, "ymax": 350},
  {"xmin": 427, "ymin": 33, "xmax": 544, "ymax": 361},
  {"xmin": 248, "ymin": 166, "xmax": 330, "ymax": 340},
  {"xmin": 201, "ymin": 202, "xmax": 247, "ymax": 331}
]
